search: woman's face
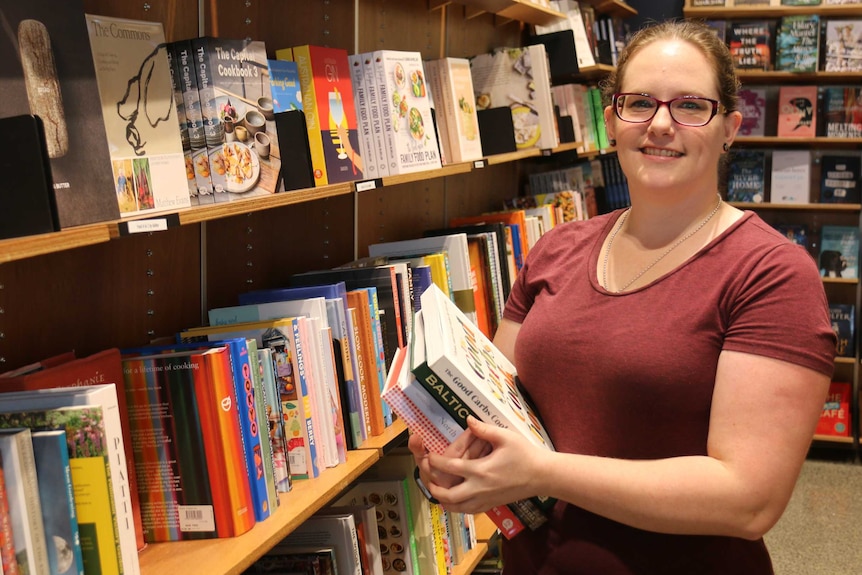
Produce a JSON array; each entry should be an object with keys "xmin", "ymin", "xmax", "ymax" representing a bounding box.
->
[{"xmin": 605, "ymin": 39, "xmax": 741, "ymax": 197}]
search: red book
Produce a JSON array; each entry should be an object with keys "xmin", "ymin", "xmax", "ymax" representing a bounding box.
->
[
  {"xmin": 777, "ymin": 85, "xmax": 818, "ymax": 138},
  {"xmin": 0, "ymin": 348, "xmax": 145, "ymax": 552},
  {"xmin": 817, "ymin": 382, "xmax": 851, "ymax": 437},
  {"xmin": 0, "ymin": 450, "xmax": 18, "ymax": 575}
]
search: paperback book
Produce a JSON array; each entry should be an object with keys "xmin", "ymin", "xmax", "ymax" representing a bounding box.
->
[
  {"xmin": 770, "ymin": 150, "xmax": 811, "ymax": 204},
  {"xmin": 737, "ymin": 88, "xmax": 767, "ymax": 136},
  {"xmin": 820, "ymin": 154, "xmax": 861, "ymax": 203},
  {"xmin": 823, "ymin": 19, "xmax": 862, "ymax": 72},
  {"xmin": 728, "ymin": 20, "xmax": 776, "ymax": 71},
  {"xmin": 829, "ymin": 303, "xmax": 855, "ymax": 358},
  {"xmin": 0, "ymin": 0, "xmax": 119, "ymax": 228},
  {"xmin": 85, "ymin": 14, "xmax": 191, "ymax": 217},
  {"xmin": 817, "ymin": 381, "xmax": 851, "ymax": 437},
  {"xmin": 774, "ymin": 223, "xmax": 810, "ymax": 248},
  {"xmin": 819, "ymin": 86, "xmax": 862, "ymax": 138},
  {"xmin": 266, "ymin": 59, "xmax": 303, "ymax": 113},
  {"xmin": 775, "ymin": 14, "xmax": 820, "ymax": 72},
  {"xmin": 191, "ymin": 37, "xmax": 284, "ymax": 202},
  {"xmin": 424, "ymin": 57, "xmax": 484, "ymax": 165},
  {"xmin": 777, "ymin": 85, "xmax": 818, "ymax": 138},
  {"xmin": 469, "ymin": 44, "xmax": 559, "ymax": 151},
  {"xmin": 726, "ymin": 150, "xmax": 766, "ymax": 203},
  {"xmin": 819, "ymin": 225, "xmax": 860, "ymax": 279}
]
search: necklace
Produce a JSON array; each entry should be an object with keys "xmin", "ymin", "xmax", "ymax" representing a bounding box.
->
[{"xmin": 602, "ymin": 193, "xmax": 723, "ymax": 293}]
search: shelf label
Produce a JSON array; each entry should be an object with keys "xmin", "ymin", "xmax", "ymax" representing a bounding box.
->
[
  {"xmin": 119, "ymin": 213, "xmax": 179, "ymax": 235},
  {"xmin": 355, "ymin": 179, "xmax": 381, "ymax": 192},
  {"xmin": 473, "ymin": 159, "xmax": 487, "ymax": 169}
]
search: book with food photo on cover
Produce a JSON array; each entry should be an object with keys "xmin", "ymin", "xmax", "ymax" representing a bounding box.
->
[{"xmin": 85, "ymin": 14, "xmax": 191, "ymax": 217}]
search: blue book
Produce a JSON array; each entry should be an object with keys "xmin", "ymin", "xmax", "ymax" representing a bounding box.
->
[
  {"xmin": 357, "ymin": 287, "xmax": 393, "ymax": 427},
  {"xmin": 31, "ymin": 430, "xmax": 85, "ymax": 575},
  {"xmin": 266, "ymin": 59, "xmax": 303, "ymax": 114},
  {"xmin": 411, "ymin": 265, "xmax": 434, "ymax": 312}
]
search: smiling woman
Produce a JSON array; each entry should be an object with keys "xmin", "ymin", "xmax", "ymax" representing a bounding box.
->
[{"xmin": 409, "ymin": 19, "xmax": 837, "ymax": 575}]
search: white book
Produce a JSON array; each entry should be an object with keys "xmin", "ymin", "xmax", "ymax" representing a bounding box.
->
[
  {"xmin": 369, "ymin": 233, "xmax": 477, "ymax": 326},
  {"xmin": 0, "ymin": 429, "xmax": 50, "ymax": 575},
  {"xmin": 538, "ymin": 0, "xmax": 596, "ymax": 68},
  {"xmin": 425, "ymin": 58, "xmax": 484, "ymax": 164},
  {"xmin": 770, "ymin": 150, "xmax": 811, "ymax": 204},
  {"xmin": 363, "ymin": 52, "xmax": 391, "ymax": 177},
  {"xmin": 0, "ymin": 384, "xmax": 139, "ymax": 575},
  {"xmin": 283, "ymin": 512, "xmax": 362, "ymax": 575},
  {"xmin": 348, "ymin": 54, "xmax": 379, "ymax": 180},
  {"xmin": 372, "ymin": 50, "xmax": 443, "ymax": 175},
  {"xmin": 420, "ymin": 283, "xmax": 555, "ymax": 450}
]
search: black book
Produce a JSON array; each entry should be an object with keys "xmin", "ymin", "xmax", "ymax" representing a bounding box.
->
[{"xmin": 820, "ymin": 154, "xmax": 861, "ymax": 203}]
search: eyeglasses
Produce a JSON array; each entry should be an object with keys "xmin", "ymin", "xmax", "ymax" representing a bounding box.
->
[{"xmin": 612, "ymin": 93, "xmax": 727, "ymax": 127}]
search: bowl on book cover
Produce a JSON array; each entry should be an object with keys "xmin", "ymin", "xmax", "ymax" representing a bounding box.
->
[
  {"xmin": 257, "ymin": 96, "xmax": 275, "ymax": 121},
  {"xmin": 244, "ymin": 109, "xmax": 267, "ymax": 136},
  {"xmin": 209, "ymin": 141, "xmax": 261, "ymax": 193}
]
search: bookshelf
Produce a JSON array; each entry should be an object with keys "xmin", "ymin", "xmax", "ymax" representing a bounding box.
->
[{"xmin": 684, "ymin": 0, "xmax": 862, "ymax": 450}]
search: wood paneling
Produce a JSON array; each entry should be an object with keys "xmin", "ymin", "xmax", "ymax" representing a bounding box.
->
[{"xmin": 82, "ymin": 0, "xmax": 199, "ymax": 41}]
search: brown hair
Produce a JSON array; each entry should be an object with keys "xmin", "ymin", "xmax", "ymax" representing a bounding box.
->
[{"xmin": 600, "ymin": 19, "xmax": 740, "ymax": 113}]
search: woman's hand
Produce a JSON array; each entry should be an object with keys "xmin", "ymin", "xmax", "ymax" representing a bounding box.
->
[
  {"xmin": 408, "ymin": 419, "xmax": 492, "ymax": 490},
  {"xmin": 423, "ymin": 416, "xmax": 549, "ymax": 514}
]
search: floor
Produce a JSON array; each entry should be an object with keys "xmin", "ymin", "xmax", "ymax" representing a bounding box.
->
[{"xmin": 764, "ymin": 457, "xmax": 862, "ymax": 575}]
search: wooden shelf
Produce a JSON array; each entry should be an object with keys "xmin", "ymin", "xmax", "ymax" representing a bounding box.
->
[
  {"xmin": 812, "ymin": 433, "xmax": 855, "ymax": 445},
  {"xmin": 835, "ymin": 357, "xmax": 857, "ymax": 365},
  {"xmin": 727, "ymin": 202, "xmax": 861, "ymax": 211},
  {"xmin": 456, "ymin": 0, "xmax": 566, "ymax": 26},
  {"xmin": 735, "ymin": 136, "xmax": 862, "ymax": 147},
  {"xmin": 737, "ymin": 70, "xmax": 862, "ymax": 83},
  {"xmin": 582, "ymin": 0, "xmax": 638, "ymax": 19},
  {"xmin": 684, "ymin": 4, "xmax": 862, "ymax": 19},
  {"xmin": 138, "ymin": 449, "xmax": 380, "ymax": 575},
  {"xmin": 0, "ymin": 223, "xmax": 113, "ymax": 264},
  {"xmin": 357, "ymin": 418, "xmax": 410, "ymax": 453}
]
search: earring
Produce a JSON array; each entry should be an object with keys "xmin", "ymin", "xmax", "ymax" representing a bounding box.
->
[
  {"xmin": 723, "ymin": 142, "xmax": 729, "ymax": 152},
  {"xmin": 609, "ymin": 138, "xmax": 617, "ymax": 147}
]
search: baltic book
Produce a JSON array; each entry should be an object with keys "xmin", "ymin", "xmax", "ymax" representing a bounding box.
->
[
  {"xmin": 191, "ymin": 37, "xmax": 284, "ymax": 202},
  {"xmin": 85, "ymin": 14, "xmax": 191, "ymax": 217},
  {"xmin": 820, "ymin": 154, "xmax": 861, "ymax": 203},
  {"xmin": 1, "ymin": 0, "xmax": 120, "ymax": 228},
  {"xmin": 819, "ymin": 225, "xmax": 860, "ymax": 279},
  {"xmin": 775, "ymin": 14, "xmax": 820, "ymax": 72},
  {"xmin": 469, "ymin": 44, "xmax": 559, "ymax": 151},
  {"xmin": 777, "ymin": 85, "xmax": 817, "ymax": 138},
  {"xmin": 728, "ymin": 20, "xmax": 776, "ymax": 70}
]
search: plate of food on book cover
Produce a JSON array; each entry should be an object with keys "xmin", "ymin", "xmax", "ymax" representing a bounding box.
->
[
  {"xmin": 210, "ymin": 141, "xmax": 260, "ymax": 193},
  {"xmin": 408, "ymin": 107, "xmax": 426, "ymax": 141},
  {"xmin": 394, "ymin": 63, "xmax": 407, "ymax": 89},
  {"xmin": 215, "ymin": 95, "xmax": 246, "ymax": 124},
  {"xmin": 511, "ymin": 104, "xmax": 540, "ymax": 148}
]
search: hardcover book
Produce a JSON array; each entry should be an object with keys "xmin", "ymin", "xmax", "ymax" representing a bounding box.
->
[
  {"xmin": 121, "ymin": 348, "xmax": 256, "ymax": 541},
  {"xmin": 283, "ymin": 45, "xmax": 364, "ymax": 185},
  {"xmin": 85, "ymin": 14, "xmax": 191, "ymax": 217},
  {"xmin": 819, "ymin": 225, "xmax": 860, "ymax": 278},
  {"xmin": 31, "ymin": 429, "xmax": 85, "ymax": 575},
  {"xmin": 424, "ymin": 57, "xmax": 484, "ymax": 165},
  {"xmin": 819, "ymin": 86, "xmax": 862, "ymax": 138},
  {"xmin": 774, "ymin": 223, "xmax": 810, "ymax": 248},
  {"xmin": 817, "ymin": 381, "xmax": 851, "ymax": 436},
  {"xmin": 824, "ymin": 19, "xmax": 862, "ymax": 72},
  {"xmin": 728, "ymin": 20, "xmax": 776, "ymax": 70},
  {"xmin": 372, "ymin": 50, "xmax": 443, "ymax": 175},
  {"xmin": 829, "ymin": 303, "xmax": 855, "ymax": 358},
  {"xmin": 266, "ymin": 59, "xmax": 303, "ymax": 113},
  {"xmin": 469, "ymin": 44, "xmax": 559, "ymax": 151},
  {"xmin": 776, "ymin": 14, "xmax": 820, "ymax": 72},
  {"xmin": 165, "ymin": 42, "xmax": 200, "ymax": 206},
  {"xmin": 820, "ymin": 154, "xmax": 861, "ymax": 203},
  {"xmin": 191, "ymin": 37, "xmax": 284, "ymax": 202},
  {"xmin": 0, "ymin": 0, "xmax": 120, "ymax": 228},
  {"xmin": 257, "ymin": 348, "xmax": 292, "ymax": 493},
  {"xmin": 770, "ymin": 150, "xmax": 811, "ymax": 204},
  {"xmin": 777, "ymin": 85, "xmax": 818, "ymax": 137},
  {"xmin": 0, "ymin": 429, "xmax": 49, "ymax": 575},
  {"xmin": 727, "ymin": 150, "xmax": 766, "ymax": 203},
  {"xmin": 347, "ymin": 53, "xmax": 380, "ymax": 179},
  {"xmin": 280, "ymin": 512, "xmax": 362, "ymax": 575}
]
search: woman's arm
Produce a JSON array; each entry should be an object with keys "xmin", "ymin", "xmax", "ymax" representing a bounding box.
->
[{"xmin": 426, "ymin": 320, "xmax": 830, "ymax": 540}]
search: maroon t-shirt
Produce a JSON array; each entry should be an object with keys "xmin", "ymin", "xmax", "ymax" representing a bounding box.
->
[{"xmin": 502, "ymin": 210, "xmax": 836, "ymax": 575}]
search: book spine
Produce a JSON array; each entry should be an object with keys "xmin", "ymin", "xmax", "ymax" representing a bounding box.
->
[
  {"xmin": 296, "ymin": 317, "xmax": 334, "ymax": 470},
  {"xmin": 328, "ymin": 300, "xmax": 365, "ymax": 449},
  {"xmin": 319, "ymin": 328, "xmax": 348, "ymax": 464},
  {"xmin": 348, "ymin": 54, "xmax": 377, "ymax": 179},
  {"xmin": 172, "ymin": 40, "xmax": 214, "ymax": 201},
  {"xmin": 191, "ymin": 37, "xmax": 228, "ymax": 199},
  {"xmin": 225, "ymin": 341, "xmax": 271, "ymax": 523},
  {"xmin": 372, "ymin": 51, "xmax": 399, "ymax": 175},
  {"xmin": 257, "ymin": 349, "xmax": 292, "ymax": 493},
  {"xmin": 425, "ymin": 59, "xmax": 452, "ymax": 165},
  {"xmin": 347, "ymin": 308, "xmax": 374, "ymax": 440},
  {"xmin": 291, "ymin": 320, "xmax": 322, "ymax": 478},
  {"xmin": 366, "ymin": 288, "xmax": 393, "ymax": 427},
  {"xmin": 363, "ymin": 53, "xmax": 390, "ymax": 177},
  {"xmin": 348, "ymin": 292, "xmax": 386, "ymax": 436},
  {"xmin": 0, "ymin": 453, "xmax": 18, "ymax": 575},
  {"xmin": 292, "ymin": 45, "xmax": 330, "ymax": 186},
  {"xmin": 165, "ymin": 42, "xmax": 199, "ymax": 206},
  {"xmin": 14, "ymin": 431, "xmax": 51, "ymax": 575},
  {"xmin": 247, "ymin": 340, "xmax": 280, "ymax": 512}
]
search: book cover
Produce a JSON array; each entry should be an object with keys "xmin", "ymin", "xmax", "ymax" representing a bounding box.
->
[
  {"xmin": 816, "ymin": 381, "xmax": 851, "ymax": 436},
  {"xmin": 0, "ymin": 429, "xmax": 49, "ymax": 575},
  {"xmin": 121, "ymin": 349, "xmax": 256, "ymax": 541},
  {"xmin": 774, "ymin": 223, "xmax": 810, "ymax": 248},
  {"xmin": 728, "ymin": 20, "xmax": 776, "ymax": 70},
  {"xmin": 191, "ymin": 37, "xmax": 284, "ymax": 202},
  {"xmin": 287, "ymin": 45, "xmax": 364, "ymax": 185},
  {"xmin": 776, "ymin": 14, "xmax": 820, "ymax": 72},
  {"xmin": 830, "ymin": 303, "xmax": 855, "ymax": 358},
  {"xmin": 0, "ymin": 384, "xmax": 139, "ymax": 575},
  {"xmin": 372, "ymin": 50, "xmax": 443, "ymax": 175},
  {"xmin": 169, "ymin": 40, "xmax": 215, "ymax": 203},
  {"xmin": 257, "ymin": 348, "xmax": 291, "ymax": 493},
  {"xmin": 770, "ymin": 150, "xmax": 811, "ymax": 204},
  {"xmin": 0, "ymin": 450, "xmax": 18, "ymax": 575},
  {"xmin": 266, "ymin": 59, "xmax": 303, "ymax": 113},
  {"xmin": 425, "ymin": 58, "xmax": 483, "ymax": 165},
  {"xmin": 164, "ymin": 42, "xmax": 201, "ymax": 206},
  {"xmin": 246, "ymin": 546, "xmax": 337, "ymax": 574},
  {"xmin": 31, "ymin": 429, "xmax": 85, "ymax": 575},
  {"xmin": 281, "ymin": 512, "xmax": 362, "ymax": 575},
  {"xmin": 824, "ymin": 19, "xmax": 862, "ymax": 72},
  {"xmin": 0, "ymin": 349, "xmax": 144, "ymax": 554},
  {"xmin": 469, "ymin": 44, "xmax": 559, "ymax": 151},
  {"xmin": 777, "ymin": 85, "xmax": 818, "ymax": 138},
  {"xmin": 737, "ymin": 87, "xmax": 767, "ymax": 137},
  {"xmin": 819, "ymin": 225, "xmax": 860, "ymax": 278},
  {"xmin": 727, "ymin": 150, "xmax": 766, "ymax": 203},
  {"xmin": 705, "ymin": 20, "xmax": 728, "ymax": 43},
  {"xmin": 820, "ymin": 154, "xmax": 861, "ymax": 203},
  {"xmin": 0, "ymin": 409, "xmax": 116, "ymax": 575},
  {"xmin": 84, "ymin": 14, "xmax": 191, "ymax": 217},
  {"xmin": 0, "ymin": 0, "xmax": 119, "ymax": 228},
  {"xmin": 819, "ymin": 86, "xmax": 862, "ymax": 138}
]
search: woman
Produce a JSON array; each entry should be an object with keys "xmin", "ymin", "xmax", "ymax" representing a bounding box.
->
[{"xmin": 410, "ymin": 19, "xmax": 836, "ymax": 574}]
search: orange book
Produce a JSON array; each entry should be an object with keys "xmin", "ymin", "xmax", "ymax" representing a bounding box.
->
[
  {"xmin": 467, "ymin": 236, "xmax": 494, "ymax": 338},
  {"xmin": 347, "ymin": 290, "xmax": 386, "ymax": 436},
  {"xmin": 450, "ymin": 209, "xmax": 530, "ymax": 270}
]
